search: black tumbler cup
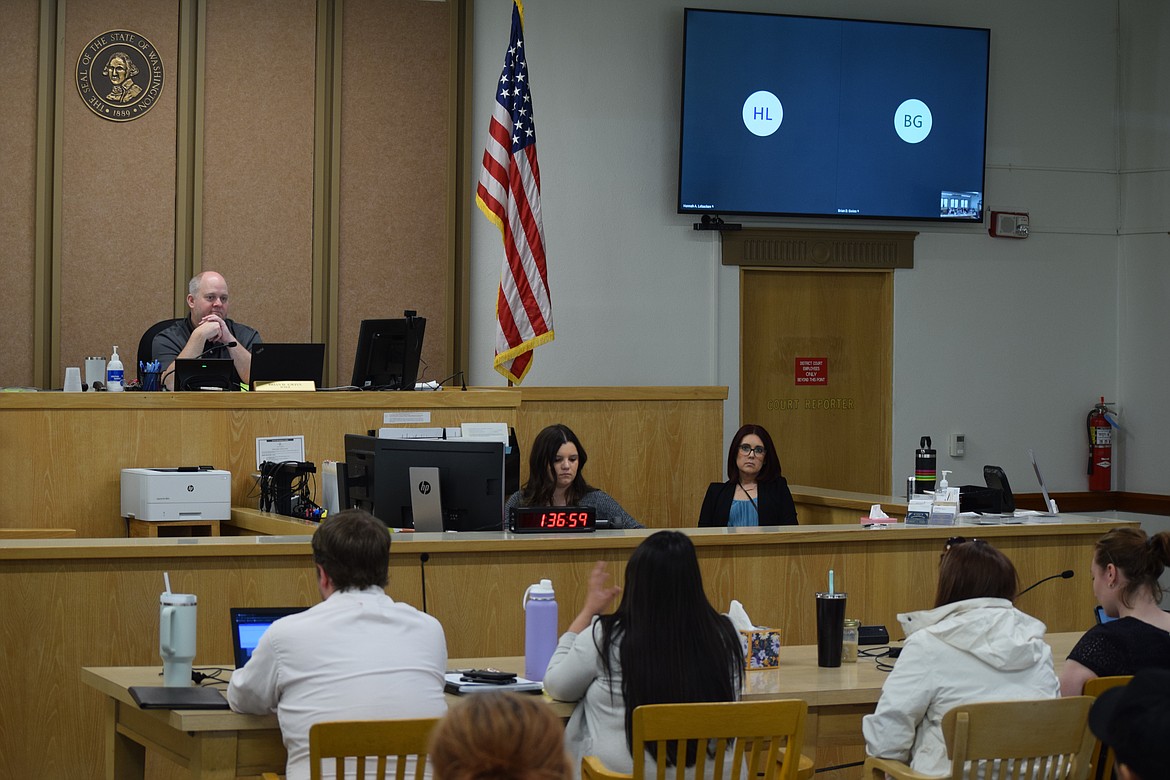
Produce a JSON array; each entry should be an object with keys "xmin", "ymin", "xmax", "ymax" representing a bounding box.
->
[{"xmin": 815, "ymin": 592, "xmax": 848, "ymax": 668}]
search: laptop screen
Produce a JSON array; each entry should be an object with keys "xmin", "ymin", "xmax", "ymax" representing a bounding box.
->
[
  {"xmin": 230, "ymin": 607, "xmax": 307, "ymax": 667},
  {"xmin": 249, "ymin": 343, "xmax": 326, "ymax": 389}
]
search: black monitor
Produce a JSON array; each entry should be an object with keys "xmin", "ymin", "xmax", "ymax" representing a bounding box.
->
[
  {"xmin": 173, "ymin": 358, "xmax": 236, "ymax": 391},
  {"xmin": 249, "ymin": 343, "xmax": 325, "ymax": 389},
  {"xmin": 350, "ymin": 313, "xmax": 425, "ymax": 390},
  {"xmin": 342, "ymin": 434, "xmax": 504, "ymax": 532}
]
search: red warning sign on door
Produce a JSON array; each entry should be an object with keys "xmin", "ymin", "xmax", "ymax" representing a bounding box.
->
[{"xmin": 795, "ymin": 357, "xmax": 828, "ymax": 385}]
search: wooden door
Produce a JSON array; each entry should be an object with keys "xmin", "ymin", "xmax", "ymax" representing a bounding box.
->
[{"xmin": 741, "ymin": 269, "xmax": 892, "ymax": 494}]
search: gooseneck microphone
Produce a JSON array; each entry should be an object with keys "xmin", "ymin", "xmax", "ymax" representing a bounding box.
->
[
  {"xmin": 1017, "ymin": 570, "xmax": 1075, "ymax": 598},
  {"xmin": 196, "ymin": 340, "xmax": 237, "ymax": 357}
]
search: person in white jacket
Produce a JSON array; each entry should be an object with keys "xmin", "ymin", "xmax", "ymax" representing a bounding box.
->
[{"xmin": 862, "ymin": 537, "xmax": 1060, "ymax": 776}]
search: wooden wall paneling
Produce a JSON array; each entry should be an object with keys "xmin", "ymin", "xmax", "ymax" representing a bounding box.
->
[
  {"xmin": 0, "ymin": 0, "xmax": 41, "ymax": 387},
  {"xmin": 59, "ymin": 1, "xmax": 179, "ymax": 385},
  {"xmin": 200, "ymin": 0, "xmax": 317, "ymax": 344},
  {"xmin": 741, "ymin": 269, "xmax": 893, "ymax": 494},
  {"xmin": 516, "ymin": 388, "xmax": 727, "ymax": 528},
  {"xmin": 336, "ymin": 0, "xmax": 453, "ymax": 387}
]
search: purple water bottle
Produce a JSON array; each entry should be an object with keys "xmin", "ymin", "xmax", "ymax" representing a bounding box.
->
[{"xmin": 523, "ymin": 578, "xmax": 558, "ymax": 681}]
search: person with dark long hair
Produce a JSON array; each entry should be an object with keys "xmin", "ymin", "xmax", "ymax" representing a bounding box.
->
[
  {"xmin": 1059, "ymin": 527, "xmax": 1170, "ymax": 695},
  {"xmin": 698, "ymin": 424, "xmax": 797, "ymax": 526},
  {"xmin": 862, "ymin": 538, "xmax": 1058, "ymax": 776},
  {"xmin": 505, "ymin": 423, "xmax": 642, "ymax": 529},
  {"xmin": 543, "ymin": 531, "xmax": 743, "ymax": 777}
]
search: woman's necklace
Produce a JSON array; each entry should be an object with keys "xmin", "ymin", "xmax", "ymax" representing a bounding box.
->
[{"xmin": 737, "ymin": 481, "xmax": 759, "ymax": 512}]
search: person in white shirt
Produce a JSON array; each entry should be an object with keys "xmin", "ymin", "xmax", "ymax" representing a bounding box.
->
[
  {"xmin": 862, "ymin": 537, "xmax": 1059, "ymax": 776},
  {"xmin": 228, "ymin": 509, "xmax": 448, "ymax": 780}
]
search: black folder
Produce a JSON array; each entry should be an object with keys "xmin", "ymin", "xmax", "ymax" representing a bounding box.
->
[{"xmin": 128, "ymin": 685, "xmax": 229, "ymax": 709}]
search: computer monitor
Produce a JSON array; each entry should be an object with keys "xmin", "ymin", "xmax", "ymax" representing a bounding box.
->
[
  {"xmin": 342, "ymin": 434, "xmax": 504, "ymax": 531},
  {"xmin": 350, "ymin": 313, "xmax": 425, "ymax": 390},
  {"xmin": 249, "ymin": 343, "xmax": 325, "ymax": 389},
  {"xmin": 173, "ymin": 358, "xmax": 236, "ymax": 391}
]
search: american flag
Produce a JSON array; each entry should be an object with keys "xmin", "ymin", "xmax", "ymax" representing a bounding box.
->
[{"xmin": 476, "ymin": 0, "xmax": 553, "ymax": 385}]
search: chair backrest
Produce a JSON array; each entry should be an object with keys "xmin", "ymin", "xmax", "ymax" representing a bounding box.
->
[
  {"xmin": 138, "ymin": 317, "xmax": 182, "ymax": 373},
  {"xmin": 309, "ymin": 718, "xmax": 440, "ymax": 780},
  {"xmin": 628, "ymin": 700, "xmax": 808, "ymax": 780},
  {"xmin": 941, "ymin": 697, "xmax": 1095, "ymax": 780},
  {"xmin": 1082, "ymin": 676, "xmax": 1132, "ymax": 780}
]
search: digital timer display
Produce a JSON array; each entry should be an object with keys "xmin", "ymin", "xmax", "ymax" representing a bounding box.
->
[
  {"xmin": 509, "ymin": 506, "xmax": 598, "ymax": 533},
  {"xmin": 538, "ymin": 510, "xmax": 590, "ymax": 529}
]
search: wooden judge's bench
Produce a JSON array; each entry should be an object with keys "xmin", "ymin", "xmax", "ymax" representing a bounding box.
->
[{"xmin": 0, "ymin": 386, "xmax": 727, "ymax": 537}]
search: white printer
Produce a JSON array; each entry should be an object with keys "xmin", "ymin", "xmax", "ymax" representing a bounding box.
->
[{"xmin": 120, "ymin": 468, "xmax": 232, "ymax": 522}]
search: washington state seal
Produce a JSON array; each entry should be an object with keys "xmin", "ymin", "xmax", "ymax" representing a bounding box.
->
[{"xmin": 75, "ymin": 31, "xmax": 164, "ymax": 122}]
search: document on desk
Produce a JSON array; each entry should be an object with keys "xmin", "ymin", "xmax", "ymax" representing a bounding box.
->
[{"xmin": 443, "ymin": 673, "xmax": 543, "ymax": 695}]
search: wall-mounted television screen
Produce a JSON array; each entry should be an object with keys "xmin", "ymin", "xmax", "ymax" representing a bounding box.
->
[{"xmin": 678, "ymin": 9, "xmax": 990, "ymax": 222}]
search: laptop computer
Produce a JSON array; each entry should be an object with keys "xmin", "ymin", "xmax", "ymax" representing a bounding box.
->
[
  {"xmin": 174, "ymin": 358, "xmax": 236, "ymax": 391},
  {"xmin": 249, "ymin": 343, "xmax": 326, "ymax": 390},
  {"xmin": 230, "ymin": 606, "xmax": 307, "ymax": 668},
  {"xmin": 1028, "ymin": 449, "xmax": 1060, "ymax": 515}
]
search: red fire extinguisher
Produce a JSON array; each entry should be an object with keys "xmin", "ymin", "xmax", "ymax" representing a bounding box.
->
[{"xmin": 1087, "ymin": 397, "xmax": 1117, "ymax": 492}]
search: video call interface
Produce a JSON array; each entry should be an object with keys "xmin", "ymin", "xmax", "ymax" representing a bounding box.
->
[{"xmin": 678, "ymin": 11, "xmax": 990, "ymax": 221}]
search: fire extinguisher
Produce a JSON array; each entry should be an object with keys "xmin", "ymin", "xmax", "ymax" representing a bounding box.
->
[{"xmin": 1087, "ymin": 397, "xmax": 1117, "ymax": 492}]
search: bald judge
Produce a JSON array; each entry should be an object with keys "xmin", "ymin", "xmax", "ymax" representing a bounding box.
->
[{"xmin": 153, "ymin": 271, "xmax": 262, "ymax": 390}]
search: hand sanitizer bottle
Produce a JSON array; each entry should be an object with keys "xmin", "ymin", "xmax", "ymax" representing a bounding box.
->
[{"xmin": 107, "ymin": 346, "xmax": 124, "ymax": 392}]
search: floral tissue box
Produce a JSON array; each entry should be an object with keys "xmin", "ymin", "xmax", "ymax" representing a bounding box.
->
[{"xmin": 740, "ymin": 628, "xmax": 782, "ymax": 671}]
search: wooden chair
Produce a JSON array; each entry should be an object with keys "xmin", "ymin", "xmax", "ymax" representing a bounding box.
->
[
  {"xmin": 1082, "ymin": 676, "xmax": 1132, "ymax": 780},
  {"xmin": 864, "ymin": 696, "xmax": 1096, "ymax": 780},
  {"xmin": 581, "ymin": 699, "xmax": 810, "ymax": 780},
  {"xmin": 261, "ymin": 717, "xmax": 440, "ymax": 780}
]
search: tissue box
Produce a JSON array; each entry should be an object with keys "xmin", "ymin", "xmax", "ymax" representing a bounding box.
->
[{"xmin": 740, "ymin": 628, "xmax": 782, "ymax": 671}]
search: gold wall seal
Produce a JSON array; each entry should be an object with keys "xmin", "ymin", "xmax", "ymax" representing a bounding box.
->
[{"xmin": 75, "ymin": 31, "xmax": 164, "ymax": 122}]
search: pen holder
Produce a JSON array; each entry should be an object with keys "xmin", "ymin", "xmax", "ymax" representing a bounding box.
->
[{"xmin": 141, "ymin": 371, "xmax": 161, "ymax": 392}]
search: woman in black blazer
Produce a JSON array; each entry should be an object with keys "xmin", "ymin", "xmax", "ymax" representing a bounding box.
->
[{"xmin": 698, "ymin": 424, "xmax": 797, "ymax": 527}]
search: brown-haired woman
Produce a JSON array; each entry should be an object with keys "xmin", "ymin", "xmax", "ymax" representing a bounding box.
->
[
  {"xmin": 429, "ymin": 692, "xmax": 571, "ymax": 780},
  {"xmin": 862, "ymin": 538, "xmax": 1058, "ymax": 776},
  {"xmin": 505, "ymin": 423, "xmax": 643, "ymax": 529},
  {"xmin": 697, "ymin": 424, "xmax": 797, "ymax": 527},
  {"xmin": 1059, "ymin": 527, "xmax": 1170, "ymax": 695}
]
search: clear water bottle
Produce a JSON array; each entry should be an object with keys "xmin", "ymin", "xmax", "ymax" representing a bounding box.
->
[{"xmin": 523, "ymin": 578, "xmax": 557, "ymax": 681}]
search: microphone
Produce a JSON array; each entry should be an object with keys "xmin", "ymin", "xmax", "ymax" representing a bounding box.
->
[
  {"xmin": 1017, "ymin": 570, "xmax": 1075, "ymax": 598},
  {"xmin": 432, "ymin": 371, "xmax": 468, "ymax": 391},
  {"xmin": 195, "ymin": 340, "xmax": 237, "ymax": 358}
]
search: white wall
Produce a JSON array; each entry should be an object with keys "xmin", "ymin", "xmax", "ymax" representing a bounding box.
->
[
  {"xmin": 468, "ymin": 0, "xmax": 1163, "ymax": 495},
  {"xmin": 1118, "ymin": 1, "xmax": 1170, "ymax": 495}
]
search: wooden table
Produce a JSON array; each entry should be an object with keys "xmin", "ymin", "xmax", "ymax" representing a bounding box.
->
[
  {"xmin": 81, "ymin": 634, "xmax": 1081, "ymax": 780},
  {"xmin": 11, "ymin": 520, "xmax": 1125, "ymax": 780}
]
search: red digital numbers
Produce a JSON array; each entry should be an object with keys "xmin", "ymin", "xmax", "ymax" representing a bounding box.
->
[{"xmin": 539, "ymin": 511, "xmax": 588, "ymax": 529}]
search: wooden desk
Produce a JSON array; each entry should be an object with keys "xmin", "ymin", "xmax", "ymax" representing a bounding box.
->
[
  {"xmin": 81, "ymin": 634, "xmax": 1081, "ymax": 780},
  {"xmin": 10, "ymin": 521, "xmax": 1127, "ymax": 779},
  {"xmin": 0, "ymin": 386, "xmax": 725, "ymax": 536}
]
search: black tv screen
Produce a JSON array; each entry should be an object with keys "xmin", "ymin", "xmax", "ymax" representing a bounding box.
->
[{"xmin": 678, "ymin": 9, "xmax": 990, "ymax": 222}]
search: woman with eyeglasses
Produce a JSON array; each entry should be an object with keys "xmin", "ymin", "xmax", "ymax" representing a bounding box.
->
[
  {"xmin": 697, "ymin": 424, "xmax": 797, "ymax": 527},
  {"xmin": 506, "ymin": 423, "xmax": 643, "ymax": 529},
  {"xmin": 862, "ymin": 538, "xmax": 1059, "ymax": 776},
  {"xmin": 1058, "ymin": 527, "xmax": 1170, "ymax": 696}
]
